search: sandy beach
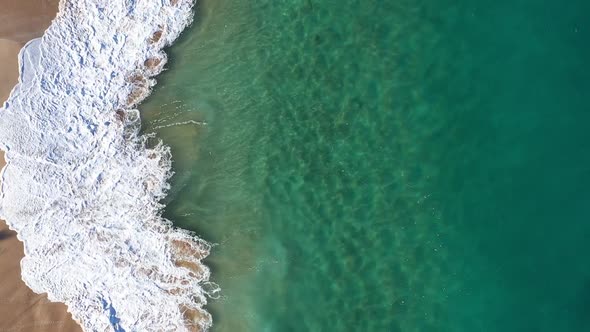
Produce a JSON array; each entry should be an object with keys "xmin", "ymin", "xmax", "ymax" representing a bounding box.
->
[
  {"xmin": 0, "ymin": 39, "xmax": 21, "ymax": 103},
  {"xmin": 0, "ymin": 0, "xmax": 82, "ymax": 330},
  {"xmin": 0, "ymin": 0, "xmax": 60, "ymax": 43}
]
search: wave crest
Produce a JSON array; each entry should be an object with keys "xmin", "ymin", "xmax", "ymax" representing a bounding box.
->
[{"xmin": 0, "ymin": 0, "xmax": 216, "ymax": 331}]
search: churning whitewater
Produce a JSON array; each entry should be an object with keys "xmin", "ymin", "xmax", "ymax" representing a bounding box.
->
[{"xmin": 0, "ymin": 0, "xmax": 217, "ymax": 330}]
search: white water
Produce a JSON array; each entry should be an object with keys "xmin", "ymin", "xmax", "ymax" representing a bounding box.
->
[{"xmin": 0, "ymin": 0, "xmax": 217, "ymax": 331}]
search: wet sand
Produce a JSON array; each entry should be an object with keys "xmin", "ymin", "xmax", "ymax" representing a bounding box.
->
[
  {"xmin": 0, "ymin": 39, "xmax": 21, "ymax": 103},
  {"xmin": 0, "ymin": 219, "xmax": 82, "ymax": 332},
  {"xmin": 0, "ymin": 0, "xmax": 61, "ymax": 43},
  {"xmin": 0, "ymin": 0, "xmax": 82, "ymax": 331}
]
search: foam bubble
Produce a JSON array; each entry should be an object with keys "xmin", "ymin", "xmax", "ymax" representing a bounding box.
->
[{"xmin": 0, "ymin": 0, "xmax": 216, "ymax": 330}]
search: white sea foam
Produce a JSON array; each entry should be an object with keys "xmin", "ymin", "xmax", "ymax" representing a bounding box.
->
[{"xmin": 0, "ymin": 0, "xmax": 217, "ymax": 331}]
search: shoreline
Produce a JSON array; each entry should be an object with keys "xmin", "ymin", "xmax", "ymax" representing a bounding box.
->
[
  {"xmin": 0, "ymin": 0, "xmax": 82, "ymax": 331},
  {"xmin": 0, "ymin": 0, "xmax": 213, "ymax": 330},
  {"xmin": 0, "ymin": 0, "xmax": 60, "ymax": 44}
]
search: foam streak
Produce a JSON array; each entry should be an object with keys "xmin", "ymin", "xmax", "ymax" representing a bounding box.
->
[{"xmin": 0, "ymin": 0, "xmax": 214, "ymax": 331}]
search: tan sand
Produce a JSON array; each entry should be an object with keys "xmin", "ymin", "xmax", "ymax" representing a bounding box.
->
[
  {"xmin": 0, "ymin": 0, "xmax": 61, "ymax": 43},
  {"xmin": 0, "ymin": 219, "xmax": 82, "ymax": 332},
  {"xmin": 0, "ymin": 0, "xmax": 60, "ymax": 103},
  {"xmin": 0, "ymin": 39, "xmax": 21, "ymax": 103},
  {"xmin": 0, "ymin": 0, "xmax": 83, "ymax": 331}
]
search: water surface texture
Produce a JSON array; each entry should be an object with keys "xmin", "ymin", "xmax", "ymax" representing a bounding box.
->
[{"xmin": 142, "ymin": 0, "xmax": 590, "ymax": 331}]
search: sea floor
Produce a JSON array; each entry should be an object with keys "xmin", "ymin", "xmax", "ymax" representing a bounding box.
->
[{"xmin": 142, "ymin": 0, "xmax": 590, "ymax": 331}]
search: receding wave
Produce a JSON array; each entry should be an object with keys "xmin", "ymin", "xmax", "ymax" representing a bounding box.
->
[{"xmin": 0, "ymin": 0, "xmax": 217, "ymax": 330}]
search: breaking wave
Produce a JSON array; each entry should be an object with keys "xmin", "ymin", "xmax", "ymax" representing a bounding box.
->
[{"xmin": 0, "ymin": 0, "xmax": 217, "ymax": 330}]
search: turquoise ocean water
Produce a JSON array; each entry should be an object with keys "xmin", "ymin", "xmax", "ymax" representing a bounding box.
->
[{"xmin": 141, "ymin": 1, "xmax": 590, "ymax": 330}]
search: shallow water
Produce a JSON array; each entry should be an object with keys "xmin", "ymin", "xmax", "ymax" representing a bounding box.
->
[{"xmin": 142, "ymin": 0, "xmax": 590, "ymax": 330}]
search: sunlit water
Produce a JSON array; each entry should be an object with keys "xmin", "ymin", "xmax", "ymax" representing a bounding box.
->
[{"xmin": 141, "ymin": 0, "xmax": 590, "ymax": 330}]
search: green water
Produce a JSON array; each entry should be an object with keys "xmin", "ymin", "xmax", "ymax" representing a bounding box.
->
[{"xmin": 141, "ymin": 0, "xmax": 590, "ymax": 330}]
